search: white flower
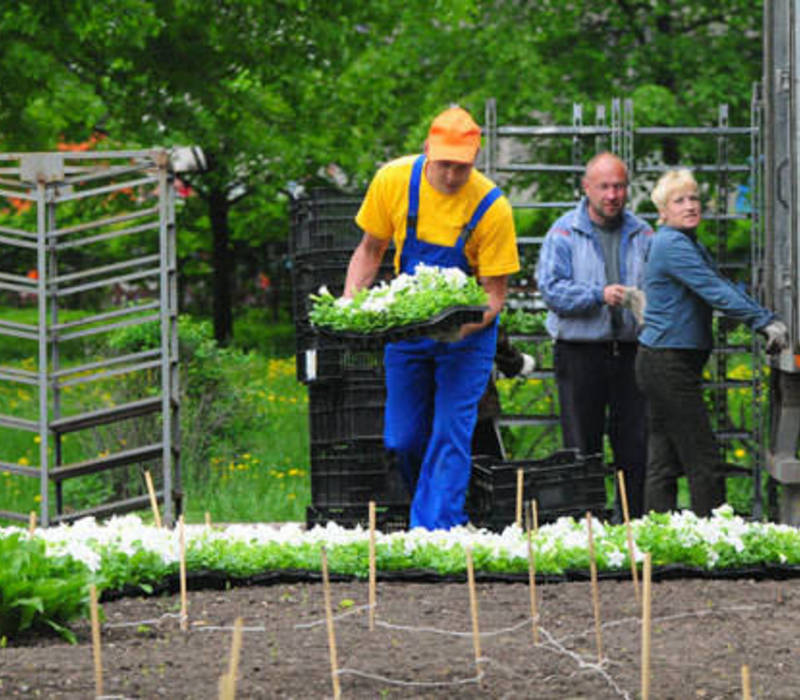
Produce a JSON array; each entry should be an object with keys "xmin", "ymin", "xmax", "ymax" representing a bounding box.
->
[
  {"xmin": 441, "ymin": 266, "xmax": 468, "ymax": 288},
  {"xmin": 606, "ymin": 549, "xmax": 625, "ymax": 568}
]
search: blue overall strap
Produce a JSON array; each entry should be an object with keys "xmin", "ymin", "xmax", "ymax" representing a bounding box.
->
[
  {"xmin": 406, "ymin": 154, "xmax": 426, "ymax": 243},
  {"xmin": 459, "ymin": 186, "xmax": 503, "ymax": 244}
]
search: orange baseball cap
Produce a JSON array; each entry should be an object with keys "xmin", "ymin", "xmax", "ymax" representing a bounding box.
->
[{"xmin": 426, "ymin": 107, "xmax": 481, "ymax": 163}]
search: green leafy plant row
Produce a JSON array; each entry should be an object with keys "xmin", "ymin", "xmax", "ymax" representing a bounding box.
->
[{"xmin": 4, "ymin": 505, "xmax": 800, "ymax": 644}]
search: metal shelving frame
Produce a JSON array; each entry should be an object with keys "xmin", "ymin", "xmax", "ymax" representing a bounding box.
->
[{"xmin": 0, "ymin": 149, "xmax": 180, "ymax": 526}]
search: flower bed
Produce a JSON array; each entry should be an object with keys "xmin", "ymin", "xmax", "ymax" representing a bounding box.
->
[{"xmin": 4, "ymin": 504, "xmax": 800, "ymax": 642}]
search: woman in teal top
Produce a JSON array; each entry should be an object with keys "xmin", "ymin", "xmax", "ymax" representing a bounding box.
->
[{"xmin": 636, "ymin": 168, "xmax": 788, "ymax": 516}]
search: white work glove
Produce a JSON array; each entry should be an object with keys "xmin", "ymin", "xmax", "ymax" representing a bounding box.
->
[
  {"xmin": 621, "ymin": 286, "xmax": 646, "ymax": 325},
  {"xmin": 497, "ymin": 353, "xmax": 536, "ymax": 379},
  {"xmin": 519, "ymin": 353, "xmax": 536, "ymax": 377},
  {"xmin": 760, "ymin": 320, "xmax": 790, "ymax": 354}
]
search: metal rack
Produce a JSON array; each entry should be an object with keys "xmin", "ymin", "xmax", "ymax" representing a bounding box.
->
[{"xmin": 0, "ymin": 150, "xmax": 181, "ymax": 526}]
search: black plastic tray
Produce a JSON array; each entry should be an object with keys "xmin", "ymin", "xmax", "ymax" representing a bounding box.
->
[{"xmin": 313, "ymin": 304, "xmax": 488, "ymax": 348}]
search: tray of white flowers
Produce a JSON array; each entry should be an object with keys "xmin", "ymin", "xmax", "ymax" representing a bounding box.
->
[{"xmin": 309, "ymin": 263, "xmax": 489, "ymax": 347}]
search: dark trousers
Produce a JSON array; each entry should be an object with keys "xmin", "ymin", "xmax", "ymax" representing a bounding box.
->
[
  {"xmin": 634, "ymin": 346, "xmax": 725, "ymax": 517},
  {"xmin": 554, "ymin": 341, "xmax": 647, "ymax": 518}
]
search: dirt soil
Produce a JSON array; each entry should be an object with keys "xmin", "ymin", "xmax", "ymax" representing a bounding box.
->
[{"xmin": 2, "ymin": 576, "xmax": 800, "ymax": 699}]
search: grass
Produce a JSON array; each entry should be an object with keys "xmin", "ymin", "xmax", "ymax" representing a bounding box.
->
[{"xmin": 180, "ymin": 355, "xmax": 310, "ymax": 523}]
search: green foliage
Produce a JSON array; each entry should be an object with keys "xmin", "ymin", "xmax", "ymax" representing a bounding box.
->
[
  {"xmin": 101, "ymin": 317, "xmax": 309, "ymax": 521},
  {"xmin": 103, "ymin": 315, "xmax": 261, "ymax": 475},
  {"xmin": 499, "ymin": 309, "xmax": 546, "ymax": 335},
  {"xmin": 0, "ymin": 533, "xmax": 90, "ymax": 643},
  {"xmin": 232, "ymin": 308, "xmax": 295, "ymax": 357}
]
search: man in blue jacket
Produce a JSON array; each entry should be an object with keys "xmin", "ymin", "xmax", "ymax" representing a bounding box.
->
[{"xmin": 536, "ymin": 152, "xmax": 652, "ymax": 518}]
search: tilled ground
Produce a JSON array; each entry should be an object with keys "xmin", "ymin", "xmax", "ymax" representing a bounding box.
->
[{"xmin": 2, "ymin": 577, "xmax": 799, "ymax": 699}]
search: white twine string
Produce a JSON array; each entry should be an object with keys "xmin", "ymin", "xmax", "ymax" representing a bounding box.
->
[
  {"xmin": 536, "ymin": 627, "xmax": 632, "ymax": 700},
  {"xmin": 556, "ymin": 602, "xmax": 772, "ymax": 645}
]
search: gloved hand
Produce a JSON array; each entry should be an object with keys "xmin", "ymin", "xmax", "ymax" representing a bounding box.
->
[
  {"xmin": 519, "ymin": 353, "xmax": 536, "ymax": 377},
  {"xmin": 498, "ymin": 352, "xmax": 536, "ymax": 379},
  {"xmin": 760, "ymin": 320, "xmax": 790, "ymax": 354},
  {"xmin": 621, "ymin": 286, "xmax": 646, "ymax": 325}
]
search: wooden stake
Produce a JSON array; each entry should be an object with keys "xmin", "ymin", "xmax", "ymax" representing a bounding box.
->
[
  {"xmin": 641, "ymin": 552, "xmax": 652, "ymax": 700},
  {"xmin": 28, "ymin": 510, "xmax": 36, "ymax": 536},
  {"xmin": 368, "ymin": 500, "xmax": 377, "ymax": 632},
  {"xmin": 89, "ymin": 583, "xmax": 104, "ymax": 698},
  {"xmin": 465, "ymin": 547, "xmax": 482, "ymax": 677},
  {"xmin": 144, "ymin": 470, "xmax": 162, "ymax": 529},
  {"xmin": 741, "ymin": 664, "xmax": 751, "ymax": 700},
  {"xmin": 586, "ymin": 511, "xmax": 603, "ymax": 662},
  {"xmin": 532, "ymin": 499, "xmax": 539, "ymax": 534},
  {"xmin": 218, "ymin": 673, "xmax": 232, "ymax": 699},
  {"xmin": 616, "ymin": 470, "xmax": 640, "ymax": 604},
  {"xmin": 178, "ymin": 514, "xmax": 188, "ymax": 631},
  {"xmin": 526, "ymin": 504, "xmax": 539, "ymax": 645},
  {"xmin": 220, "ymin": 616, "xmax": 244, "ymax": 700},
  {"xmin": 205, "ymin": 510, "xmax": 212, "ymax": 528},
  {"xmin": 515, "ymin": 468, "xmax": 524, "ymax": 528},
  {"xmin": 321, "ymin": 547, "xmax": 341, "ymax": 700}
]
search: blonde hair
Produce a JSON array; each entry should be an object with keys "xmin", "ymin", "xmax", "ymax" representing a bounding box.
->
[{"xmin": 651, "ymin": 168, "xmax": 698, "ymax": 224}]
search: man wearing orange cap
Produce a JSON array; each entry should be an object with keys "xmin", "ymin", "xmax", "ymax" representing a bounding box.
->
[{"xmin": 343, "ymin": 106, "xmax": 519, "ymax": 530}]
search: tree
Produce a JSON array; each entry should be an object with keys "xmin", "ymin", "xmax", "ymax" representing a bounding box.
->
[
  {"xmin": 1, "ymin": 1, "xmax": 406, "ymax": 342},
  {"xmin": 1, "ymin": 1, "xmax": 764, "ymax": 340}
]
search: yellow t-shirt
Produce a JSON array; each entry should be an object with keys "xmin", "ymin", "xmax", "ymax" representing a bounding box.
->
[{"xmin": 355, "ymin": 155, "xmax": 520, "ymax": 278}]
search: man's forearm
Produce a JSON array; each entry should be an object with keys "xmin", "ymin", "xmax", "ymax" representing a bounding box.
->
[
  {"xmin": 344, "ymin": 233, "xmax": 389, "ymax": 298},
  {"xmin": 458, "ymin": 274, "xmax": 509, "ymax": 338}
]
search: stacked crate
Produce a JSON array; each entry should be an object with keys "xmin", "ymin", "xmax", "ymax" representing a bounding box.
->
[
  {"xmin": 467, "ymin": 449, "xmax": 609, "ymax": 531},
  {"xmin": 290, "ymin": 190, "xmax": 409, "ymax": 531}
]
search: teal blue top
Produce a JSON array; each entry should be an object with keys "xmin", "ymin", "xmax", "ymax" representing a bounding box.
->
[{"xmin": 639, "ymin": 225, "xmax": 773, "ymax": 349}]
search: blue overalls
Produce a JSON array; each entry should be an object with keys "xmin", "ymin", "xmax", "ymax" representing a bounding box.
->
[{"xmin": 384, "ymin": 154, "xmax": 502, "ymax": 530}]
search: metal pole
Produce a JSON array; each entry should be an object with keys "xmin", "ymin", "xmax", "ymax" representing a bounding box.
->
[
  {"xmin": 752, "ymin": 80, "xmax": 766, "ymax": 519},
  {"xmin": 623, "ymin": 99, "xmax": 635, "ymax": 174},
  {"xmin": 595, "ymin": 103, "xmax": 607, "ymax": 154},
  {"xmin": 157, "ymin": 155, "xmax": 174, "ymax": 525},
  {"xmin": 572, "ymin": 103, "xmax": 583, "ymax": 194},
  {"xmin": 484, "ymin": 97, "xmax": 497, "ymax": 180},
  {"xmin": 35, "ymin": 179, "xmax": 49, "ymax": 526}
]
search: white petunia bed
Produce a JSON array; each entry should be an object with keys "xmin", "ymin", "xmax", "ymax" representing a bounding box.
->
[{"xmin": 11, "ymin": 504, "xmax": 800, "ymax": 592}]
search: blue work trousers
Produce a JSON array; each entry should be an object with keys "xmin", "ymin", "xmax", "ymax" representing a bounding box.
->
[{"xmin": 384, "ymin": 325, "xmax": 496, "ymax": 530}]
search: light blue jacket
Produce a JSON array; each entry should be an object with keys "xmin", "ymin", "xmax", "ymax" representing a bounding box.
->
[
  {"xmin": 639, "ymin": 225, "xmax": 773, "ymax": 349},
  {"xmin": 536, "ymin": 198, "xmax": 653, "ymax": 342}
]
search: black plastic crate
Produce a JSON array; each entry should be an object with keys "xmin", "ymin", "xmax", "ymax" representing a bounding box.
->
[
  {"xmin": 467, "ymin": 450, "xmax": 608, "ymax": 531},
  {"xmin": 310, "ymin": 437, "xmax": 409, "ymax": 507},
  {"xmin": 306, "ymin": 503, "xmax": 409, "ymax": 532},
  {"xmin": 309, "ymin": 379, "xmax": 386, "ymax": 443},
  {"xmin": 290, "ymin": 251, "xmax": 352, "ymax": 325},
  {"xmin": 290, "ymin": 189, "xmax": 365, "ymax": 257},
  {"xmin": 295, "ymin": 342, "xmax": 385, "ymax": 384}
]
